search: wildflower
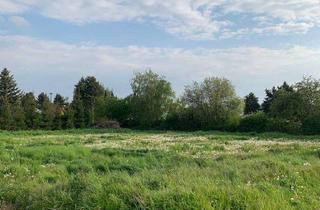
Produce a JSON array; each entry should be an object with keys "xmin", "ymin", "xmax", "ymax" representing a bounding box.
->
[{"xmin": 303, "ymin": 162, "xmax": 311, "ymax": 166}]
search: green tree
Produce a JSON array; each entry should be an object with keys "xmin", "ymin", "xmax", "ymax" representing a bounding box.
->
[
  {"xmin": 11, "ymin": 100, "xmax": 26, "ymax": 130},
  {"xmin": 37, "ymin": 93, "xmax": 54, "ymax": 129},
  {"xmin": 182, "ymin": 77, "xmax": 243, "ymax": 130},
  {"xmin": 262, "ymin": 82, "xmax": 293, "ymax": 113},
  {"xmin": 0, "ymin": 68, "xmax": 21, "ymax": 104},
  {"xmin": 63, "ymin": 106, "xmax": 74, "ymax": 129},
  {"xmin": 72, "ymin": 88, "xmax": 85, "ymax": 128},
  {"xmin": 53, "ymin": 94, "xmax": 68, "ymax": 130},
  {"xmin": 22, "ymin": 92, "xmax": 39, "ymax": 129},
  {"xmin": 295, "ymin": 76, "xmax": 320, "ymax": 118},
  {"xmin": 130, "ymin": 70, "xmax": 175, "ymax": 127},
  {"xmin": 72, "ymin": 77, "xmax": 107, "ymax": 126},
  {"xmin": 0, "ymin": 97, "xmax": 13, "ymax": 130},
  {"xmin": 0, "ymin": 68, "xmax": 22, "ymax": 129},
  {"xmin": 269, "ymin": 89, "xmax": 302, "ymax": 121},
  {"xmin": 269, "ymin": 77, "xmax": 320, "ymax": 123},
  {"xmin": 244, "ymin": 92, "xmax": 260, "ymax": 115}
]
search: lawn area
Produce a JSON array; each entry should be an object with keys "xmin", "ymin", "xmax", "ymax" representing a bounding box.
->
[{"xmin": 0, "ymin": 129, "xmax": 319, "ymax": 209}]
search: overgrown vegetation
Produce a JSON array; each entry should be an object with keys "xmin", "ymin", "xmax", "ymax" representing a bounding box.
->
[
  {"xmin": 1, "ymin": 67, "xmax": 320, "ymax": 134},
  {"xmin": 0, "ymin": 129, "xmax": 319, "ymax": 209}
]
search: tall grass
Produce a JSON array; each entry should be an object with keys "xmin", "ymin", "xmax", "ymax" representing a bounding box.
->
[{"xmin": 0, "ymin": 130, "xmax": 319, "ymax": 209}]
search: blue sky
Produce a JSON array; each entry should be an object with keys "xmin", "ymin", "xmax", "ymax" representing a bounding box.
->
[{"xmin": 1, "ymin": 0, "xmax": 320, "ymax": 100}]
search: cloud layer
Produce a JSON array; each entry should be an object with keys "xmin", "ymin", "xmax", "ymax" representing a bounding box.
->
[
  {"xmin": 0, "ymin": 35, "xmax": 319, "ymax": 98},
  {"xmin": 0, "ymin": 0, "xmax": 320, "ymax": 40}
]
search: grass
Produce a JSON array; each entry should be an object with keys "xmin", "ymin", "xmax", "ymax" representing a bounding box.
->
[{"xmin": 0, "ymin": 129, "xmax": 319, "ymax": 209}]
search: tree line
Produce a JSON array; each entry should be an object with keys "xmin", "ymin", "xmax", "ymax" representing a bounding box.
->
[{"xmin": 0, "ymin": 67, "xmax": 320, "ymax": 134}]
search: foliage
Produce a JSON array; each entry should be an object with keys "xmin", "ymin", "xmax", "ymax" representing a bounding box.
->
[
  {"xmin": 37, "ymin": 93, "xmax": 54, "ymax": 129},
  {"xmin": 266, "ymin": 118, "xmax": 301, "ymax": 134},
  {"xmin": 262, "ymin": 82, "xmax": 293, "ymax": 113},
  {"xmin": 72, "ymin": 77, "xmax": 111, "ymax": 127},
  {"xmin": 302, "ymin": 114, "xmax": 320, "ymax": 135},
  {"xmin": 269, "ymin": 89, "xmax": 303, "ymax": 121},
  {"xmin": 22, "ymin": 92, "xmax": 39, "ymax": 129},
  {"xmin": 0, "ymin": 96, "xmax": 13, "ymax": 130},
  {"xmin": 0, "ymin": 68, "xmax": 21, "ymax": 104},
  {"xmin": 182, "ymin": 77, "xmax": 243, "ymax": 130},
  {"xmin": 244, "ymin": 92, "xmax": 260, "ymax": 115},
  {"xmin": 2, "ymin": 67, "xmax": 320, "ymax": 135},
  {"xmin": 239, "ymin": 112, "xmax": 268, "ymax": 132},
  {"xmin": 130, "ymin": 70, "xmax": 175, "ymax": 128}
]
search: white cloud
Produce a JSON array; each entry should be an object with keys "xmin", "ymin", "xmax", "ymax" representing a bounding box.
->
[
  {"xmin": 0, "ymin": 35, "xmax": 319, "ymax": 98},
  {"xmin": 0, "ymin": 0, "xmax": 28, "ymax": 14},
  {"xmin": 1, "ymin": 0, "xmax": 320, "ymax": 40},
  {"xmin": 9, "ymin": 16, "xmax": 30, "ymax": 27}
]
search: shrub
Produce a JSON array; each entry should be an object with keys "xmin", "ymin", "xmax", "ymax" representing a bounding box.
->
[
  {"xmin": 266, "ymin": 118, "xmax": 301, "ymax": 134},
  {"xmin": 94, "ymin": 119, "xmax": 120, "ymax": 129},
  {"xmin": 302, "ymin": 115, "xmax": 320, "ymax": 135},
  {"xmin": 238, "ymin": 112, "xmax": 268, "ymax": 133}
]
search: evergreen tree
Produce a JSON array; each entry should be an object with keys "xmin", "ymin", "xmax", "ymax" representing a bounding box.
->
[
  {"xmin": 37, "ymin": 92, "xmax": 48, "ymax": 111},
  {"xmin": 262, "ymin": 82, "xmax": 293, "ymax": 113},
  {"xmin": 0, "ymin": 68, "xmax": 21, "ymax": 104},
  {"xmin": 54, "ymin": 94, "xmax": 67, "ymax": 106},
  {"xmin": 0, "ymin": 68, "xmax": 23, "ymax": 130},
  {"xmin": 244, "ymin": 93, "xmax": 260, "ymax": 115},
  {"xmin": 72, "ymin": 76, "xmax": 106, "ymax": 127}
]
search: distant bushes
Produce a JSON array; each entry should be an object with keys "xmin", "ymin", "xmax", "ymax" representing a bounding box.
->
[
  {"xmin": 238, "ymin": 112, "xmax": 268, "ymax": 133},
  {"xmin": 302, "ymin": 115, "xmax": 320, "ymax": 135},
  {"xmin": 2, "ymin": 66, "xmax": 320, "ymax": 135},
  {"xmin": 93, "ymin": 119, "xmax": 121, "ymax": 129},
  {"xmin": 239, "ymin": 112, "xmax": 301, "ymax": 134}
]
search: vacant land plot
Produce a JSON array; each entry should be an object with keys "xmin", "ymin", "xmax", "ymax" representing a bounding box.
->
[{"xmin": 0, "ymin": 129, "xmax": 319, "ymax": 209}]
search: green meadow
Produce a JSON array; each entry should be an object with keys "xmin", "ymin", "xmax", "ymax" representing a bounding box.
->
[{"xmin": 0, "ymin": 129, "xmax": 319, "ymax": 210}]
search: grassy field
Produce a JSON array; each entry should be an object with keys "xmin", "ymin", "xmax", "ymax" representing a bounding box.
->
[{"xmin": 0, "ymin": 129, "xmax": 319, "ymax": 210}]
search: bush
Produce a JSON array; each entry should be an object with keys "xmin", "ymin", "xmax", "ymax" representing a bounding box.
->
[
  {"xmin": 238, "ymin": 112, "xmax": 268, "ymax": 133},
  {"xmin": 266, "ymin": 118, "xmax": 301, "ymax": 134},
  {"xmin": 94, "ymin": 119, "xmax": 121, "ymax": 129},
  {"xmin": 162, "ymin": 109, "xmax": 201, "ymax": 131},
  {"xmin": 302, "ymin": 115, "xmax": 320, "ymax": 135}
]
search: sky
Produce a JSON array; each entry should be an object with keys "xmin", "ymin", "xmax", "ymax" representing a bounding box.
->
[{"xmin": 0, "ymin": 0, "xmax": 320, "ymax": 100}]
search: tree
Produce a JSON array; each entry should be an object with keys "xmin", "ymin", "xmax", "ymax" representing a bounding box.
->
[
  {"xmin": 269, "ymin": 77, "xmax": 320, "ymax": 123},
  {"xmin": 130, "ymin": 70, "xmax": 175, "ymax": 127},
  {"xmin": 22, "ymin": 92, "xmax": 39, "ymax": 129},
  {"xmin": 0, "ymin": 97, "xmax": 13, "ymax": 130},
  {"xmin": 0, "ymin": 68, "xmax": 22, "ymax": 129},
  {"xmin": 262, "ymin": 82, "xmax": 293, "ymax": 113},
  {"xmin": 244, "ymin": 92, "xmax": 260, "ymax": 115},
  {"xmin": 105, "ymin": 97, "xmax": 131, "ymax": 126},
  {"xmin": 53, "ymin": 94, "xmax": 68, "ymax": 130},
  {"xmin": 37, "ymin": 93, "xmax": 54, "ymax": 129},
  {"xmin": 295, "ymin": 76, "xmax": 320, "ymax": 118},
  {"xmin": 37, "ymin": 92, "xmax": 49, "ymax": 111},
  {"xmin": 72, "ymin": 88, "xmax": 85, "ymax": 128},
  {"xmin": 11, "ymin": 100, "xmax": 26, "ymax": 130},
  {"xmin": 269, "ymin": 89, "xmax": 302, "ymax": 121},
  {"xmin": 63, "ymin": 106, "xmax": 74, "ymax": 129},
  {"xmin": 72, "ymin": 77, "xmax": 107, "ymax": 126},
  {"xmin": 182, "ymin": 77, "xmax": 243, "ymax": 130},
  {"xmin": 0, "ymin": 68, "xmax": 21, "ymax": 104}
]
